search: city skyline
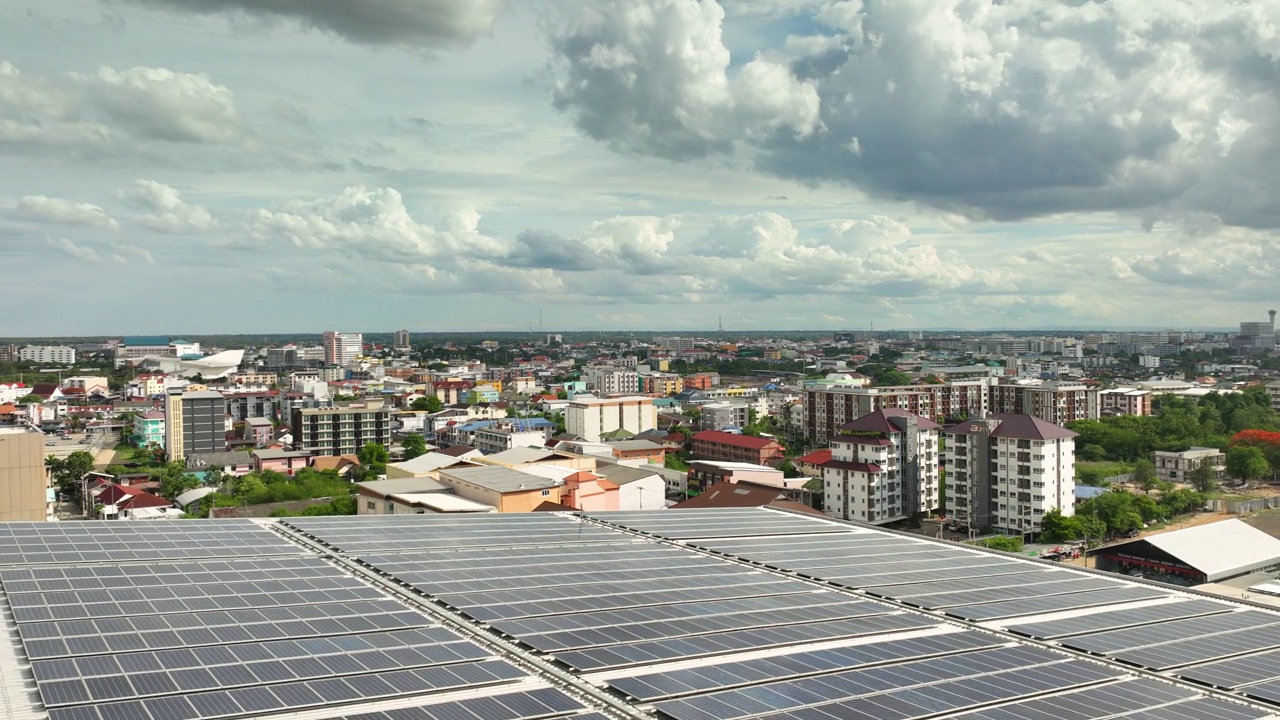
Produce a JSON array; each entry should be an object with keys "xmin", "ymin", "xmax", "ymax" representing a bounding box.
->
[{"xmin": 3, "ymin": 2, "xmax": 1280, "ymax": 335}]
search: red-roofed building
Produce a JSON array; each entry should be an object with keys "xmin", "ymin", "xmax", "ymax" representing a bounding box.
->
[
  {"xmin": 560, "ymin": 471, "xmax": 619, "ymax": 512},
  {"xmin": 823, "ymin": 408, "xmax": 941, "ymax": 526},
  {"xmin": 95, "ymin": 483, "xmax": 174, "ymax": 519},
  {"xmin": 691, "ymin": 430, "xmax": 785, "ymax": 467},
  {"xmin": 794, "ymin": 448, "xmax": 832, "ymax": 478}
]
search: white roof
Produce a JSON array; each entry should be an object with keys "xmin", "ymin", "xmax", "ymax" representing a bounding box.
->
[
  {"xmin": 390, "ymin": 493, "xmax": 494, "ymax": 513},
  {"xmin": 173, "ymin": 487, "xmax": 216, "ymax": 507},
  {"xmin": 388, "ymin": 451, "xmax": 468, "ymax": 475},
  {"xmin": 690, "ymin": 460, "xmax": 780, "ymax": 472},
  {"xmin": 1141, "ymin": 519, "xmax": 1280, "ymax": 582}
]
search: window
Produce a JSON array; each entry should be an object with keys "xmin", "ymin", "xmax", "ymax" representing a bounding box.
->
[
  {"xmin": 366, "ymin": 501, "xmax": 375, "ymax": 510},
  {"xmin": 386, "ymin": 502, "xmax": 395, "ymax": 512},
  {"xmin": 541, "ymin": 489, "xmax": 551, "ymax": 496}
]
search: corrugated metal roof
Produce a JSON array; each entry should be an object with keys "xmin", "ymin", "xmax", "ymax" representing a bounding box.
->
[{"xmin": 1137, "ymin": 519, "xmax": 1280, "ymax": 582}]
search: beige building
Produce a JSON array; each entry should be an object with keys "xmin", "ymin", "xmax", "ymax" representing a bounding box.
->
[
  {"xmin": 355, "ymin": 477, "xmax": 493, "ymax": 514},
  {"xmin": 1154, "ymin": 447, "xmax": 1226, "ymax": 485},
  {"xmin": 0, "ymin": 427, "xmax": 51, "ymax": 521},
  {"xmin": 437, "ymin": 466, "xmax": 563, "ymax": 512},
  {"xmin": 565, "ymin": 396, "xmax": 657, "ymax": 443}
]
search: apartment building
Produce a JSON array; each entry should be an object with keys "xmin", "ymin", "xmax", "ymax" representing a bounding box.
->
[
  {"xmin": 1099, "ymin": 388, "xmax": 1153, "ymax": 417},
  {"xmin": 804, "ymin": 379, "xmax": 991, "ymax": 443},
  {"xmin": 19, "ymin": 346, "xmax": 76, "ymax": 364},
  {"xmin": 565, "ymin": 396, "xmax": 656, "ymax": 443},
  {"xmin": 1268, "ymin": 381, "xmax": 1280, "ymax": 411},
  {"xmin": 822, "ymin": 409, "xmax": 940, "ymax": 525},
  {"xmin": 164, "ymin": 388, "xmax": 226, "ymax": 462},
  {"xmin": 291, "ymin": 401, "xmax": 392, "ymax": 456},
  {"xmin": 225, "ymin": 392, "xmax": 281, "ymax": 421},
  {"xmin": 1153, "ymin": 447, "xmax": 1226, "ymax": 485},
  {"xmin": 943, "ymin": 414, "xmax": 1077, "ymax": 535},
  {"xmin": 473, "ymin": 423, "xmax": 551, "ymax": 455},
  {"xmin": 700, "ymin": 401, "xmax": 751, "ymax": 431},
  {"xmin": 805, "ymin": 378, "xmax": 1098, "ymax": 443},
  {"xmin": 394, "ymin": 329, "xmax": 411, "ymax": 350},
  {"xmin": 987, "ymin": 381, "xmax": 1098, "ymax": 426},
  {"xmin": 640, "ymin": 373, "xmax": 684, "ymax": 396},
  {"xmin": 61, "ymin": 376, "xmax": 110, "ymax": 396},
  {"xmin": 322, "ymin": 331, "xmax": 363, "ymax": 366},
  {"xmin": 691, "ymin": 430, "xmax": 785, "ymax": 467},
  {"xmin": 0, "ymin": 427, "xmax": 52, "ymax": 521},
  {"xmin": 584, "ymin": 366, "xmax": 639, "ymax": 395}
]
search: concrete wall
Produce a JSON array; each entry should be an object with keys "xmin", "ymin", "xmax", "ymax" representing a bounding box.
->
[{"xmin": 0, "ymin": 429, "xmax": 48, "ymax": 521}]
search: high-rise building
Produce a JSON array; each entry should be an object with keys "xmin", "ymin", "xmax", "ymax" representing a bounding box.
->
[
  {"xmin": 323, "ymin": 332, "xmax": 363, "ymax": 366},
  {"xmin": 804, "ymin": 379, "xmax": 992, "ymax": 443},
  {"xmin": 393, "ymin": 329, "xmax": 411, "ymax": 350},
  {"xmin": 565, "ymin": 396, "xmax": 656, "ymax": 443},
  {"xmin": 18, "ymin": 346, "xmax": 76, "ymax": 364},
  {"xmin": 942, "ymin": 414, "xmax": 1077, "ymax": 535},
  {"xmin": 986, "ymin": 381, "xmax": 1098, "ymax": 426},
  {"xmin": 584, "ymin": 366, "xmax": 639, "ymax": 395},
  {"xmin": 822, "ymin": 409, "xmax": 940, "ymax": 525},
  {"xmin": 292, "ymin": 401, "xmax": 392, "ymax": 456},
  {"xmin": 0, "ymin": 427, "xmax": 51, "ymax": 521},
  {"xmin": 1236, "ymin": 311, "xmax": 1277, "ymax": 352},
  {"xmin": 164, "ymin": 388, "xmax": 226, "ymax": 462}
]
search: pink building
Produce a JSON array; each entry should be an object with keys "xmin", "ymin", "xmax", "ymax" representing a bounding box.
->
[
  {"xmin": 253, "ymin": 449, "xmax": 312, "ymax": 475},
  {"xmin": 561, "ymin": 471, "xmax": 619, "ymax": 511}
]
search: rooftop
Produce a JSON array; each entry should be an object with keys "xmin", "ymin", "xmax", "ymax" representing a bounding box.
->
[
  {"xmin": 440, "ymin": 465, "xmax": 560, "ymax": 492},
  {"xmin": 691, "ymin": 430, "xmax": 778, "ymax": 449}
]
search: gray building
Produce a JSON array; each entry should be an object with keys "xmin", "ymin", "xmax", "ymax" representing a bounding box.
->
[
  {"xmin": 292, "ymin": 401, "xmax": 392, "ymax": 456},
  {"xmin": 164, "ymin": 389, "xmax": 225, "ymax": 461}
]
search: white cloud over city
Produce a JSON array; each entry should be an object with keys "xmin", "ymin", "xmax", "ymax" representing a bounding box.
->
[{"xmin": 1, "ymin": 0, "xmax": 1278, "ymax": 334}]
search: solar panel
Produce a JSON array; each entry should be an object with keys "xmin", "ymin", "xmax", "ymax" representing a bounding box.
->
[
  {"xmin": 1060, "ymin": 610, "xmax": 1280, "ymax": 656},
  {"xmin": 609, "ymin": 630, "xmax": 1006, "ymax": 701},
  {"xmin": 284, "ymin": 513, "xmax": 630, "ymax": 553},
  {"xmin": 1113, "ymin": 622, "xmax": 1280, "ymax": 670},
  {"xmin": 944, "ymin": 678, "xmax": 1253, "ymax": 720},
  {"xmin": 944, "ymin": 586, "xmax": 1172, "ymax": 621},
  {"xmin": 333, "ymin": 686, "xmax": 589, "ymax": 720},
  {"xmin": 0, "ymin": 520, "xmax": 302, "ymax": 565},
  {"xmin": 1006, "ymin": 599, "xmax": 1234, "ymax": 639},
  {"xmin": 877, "ymin": 576, "xmax": 1125, "ymax": 609},
  {"xmin": 1177, "ymin": 647, "xmax": 1280, "ymax": 689},
  {"xmin": 587, "ymin": 507, "xmax": 852, "ymax": 538},
  {"xmin": 652, "ymin": 645, "xmax": 1122, "ymax": 720}
]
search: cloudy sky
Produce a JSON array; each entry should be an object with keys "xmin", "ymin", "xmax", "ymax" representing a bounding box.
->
[{"xmin": 2, "ymin": 0, "xmax": 1277, "ymax": 335}]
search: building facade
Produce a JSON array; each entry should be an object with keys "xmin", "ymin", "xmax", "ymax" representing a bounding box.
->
[
  {"xmin": 132, "ymin": 410, "xmax": 166, "ymax": 448},
  {"xmin": 1099, "ymin": 388, "xmax": 1153, "ymax": 417},
  {"xmin": 323, "ymin": 331, "xmax": 363, "ymax": 366},
  {"xmin": 943, "ymin": 414, "xmax": 1077, "ymax": 535},
  {"xmin": 394, "ymin": 329, "xmax": 411, "ymax": 350},
  {"xmin": 164, "ymin": 389, "xmax": 225, "ymax": 462},
  {"xmin": 565, "ymin": 396, "xmax": 657, "ymax": 443},
  {"xmin": 19, "ymin": 346, "xmax": 76, "ymax": 364},
  {"xmin": 822, "ymin": 409, "xmax": 940, "ymax": 525},
  {"xmin": 691, "ymin": 430, "xmax": 785, "ymax": 467},
  {"xmin": 1153, "ymin": 447, "xmax": 1226, "ymax": 485},
  {"xmin": 987, "ymin": 381, "xmax": 1098, "ymax": 426},
  {"xmin": 0, "ymin": 427, "xmax": 51, "ymax": 521},
  {"xmin": 292, "ymin": 401, "xmax": 392, "ymax": 456},
  {"xmin": 584, "ymin": 366, "xmax": 640, "ymax": 396}
]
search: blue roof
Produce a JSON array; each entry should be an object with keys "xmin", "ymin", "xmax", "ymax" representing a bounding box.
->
[
  {"xmin": 1074, "ymin": 486, "xmax": 1109, "ymax": 499},
  {"xmin": 124, "ymin": 336, "xmax": 170, "ymax": 346}
]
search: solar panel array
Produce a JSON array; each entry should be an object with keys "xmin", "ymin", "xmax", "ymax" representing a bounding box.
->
[
  {"xmin": 0, "ymin": 520, "xmax": 585, "ymax": 720},
  {"xmin": 3, "ymin": 509, "xmax": 1280, "ymax": 720},
  {"xmin": 0, "ymin": 519, "xmax": 303, "ymax": 564},
  {"xmin": 586, "ymin": 507, "xmax": 1280, "ymax": 718}
]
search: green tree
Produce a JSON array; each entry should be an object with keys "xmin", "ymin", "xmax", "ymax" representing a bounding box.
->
[
  {"xmin": 1131, "ymin": 458, "xmax": 1158, "ymax": 494},
  {"xmin": 410, "ymin": 395, "xmax": 444, "ymax": 412},
  {"xmin": 1080, "ymin": 490, "xmax": 1143, "ymax": 536},
  {"xmin": 17, "ymin": 393, "xmax": 43, "ymax": 403},
  {"xmin": 1226, "ymin": 446, "xmax": 1269, "ymax": 483},
  {"xmin": 1038, "ymin": 508, "xmax": 1082, "ymax": 542},
  {"xmin": 1187, "ymin": 457, "xmax": 1217, "ymax": 494},
  {"xmin": 978, "ymin": 536, "xmax": 1024, "ymax": 552},
  {"xmin": 401, "ymin": 434, "xmax": 428, "ymax": 460},
  {"xmin": 154, "ymin": 461, "xmax": 200, "ymax": 500},
  {"xmin": 665, "ymin": 454, "xmax": 689, "ymax": 471},
  {"xmin": 358, "ymin": 442, "xmax": 390, "ymax": 478},
  {"xmin": 1079, "ymin": 444, "xmax": 1107, "ymax": 462}
]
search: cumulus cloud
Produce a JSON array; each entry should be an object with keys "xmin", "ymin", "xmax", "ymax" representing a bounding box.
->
[
  {"xmin": 123, "ymin": 0, "xmax": 504, "ymax": 47},
  {"xmin": 117, "ymin": 180, "xmax": 217, "ymax": 233},
  {"xmin": 544, "ymin": 0, "xmax": 1280, "ymax": 227},
  {"xmin": 545, "ymin": 0, "xmax": 820, "ymax": 159},
  {"xmin": 45, "ymin": 237, "xmax": 101, "ymax": 262},
  {"xmin": 0, "ymin": 60, "xmax": 242, "ymax": 154},
  {"xmin": 249, "ymin": 186, "xmax": 510, "ymax": 263},
  {"xmin": 506, "ymin": 216, "xmax": 679, "ymax": 272},
  {"xmin": 15, "ymin": 195, "xmax": 119, "ymax": 229}
]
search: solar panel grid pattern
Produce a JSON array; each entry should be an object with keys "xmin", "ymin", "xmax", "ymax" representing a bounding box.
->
[
  {"xmin": 943, "ymin": 678, "xmax": 1270, "ymax": 720},
  {"xmin": 0, "ymin": 555, "xmax": 544, "ymax": 720},
  {"xmin": 608, "ymin": 631, "xmax": 1006, "ymax": 701},
  {"xmin": 583, "ymin": 509, "xmax": 855, "ymax": 538},
  {"xmin": 334, "ymin": 686, "xmax": 589, "ymax": 720},
  {"xmin": 944, "ymin": 587, "xmax": 1173, "ymax": 621},
  {"xmin": 1006, "ymin": 599, "xmax": 1235, "ymax": 640},
  {"xmin": 651, "ymin": 645, "xmax": 1123, "ymax": 720},
  {"xmin": 1177, "ymin": 648, "xmax": 1280, "ymax": 689},
  {"xmin": 1116, "ymin": 622, "xmax": 1280, "ymax": 670},
  {"xmin": 283, "ymin": 514, "xmax": 628, "ymax": 553},
  {"xmin": 1060, "ymin": 610, "xmax": 1280, "ymax": 655},
  {"xmin": 0, "ymin": 519, "xmax": 303, "ymax": 564}
]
